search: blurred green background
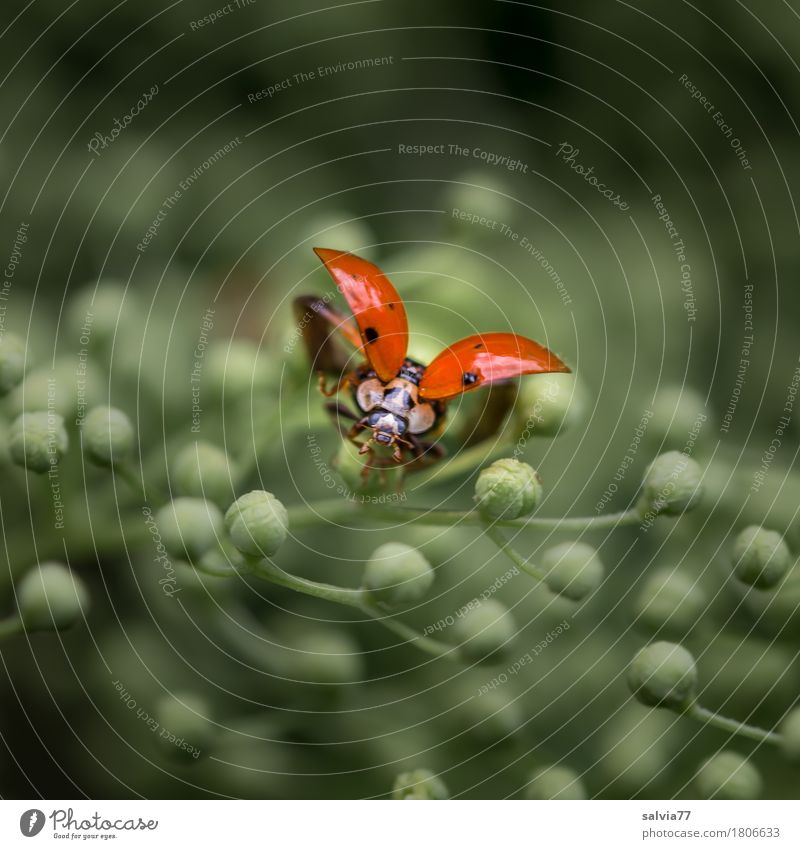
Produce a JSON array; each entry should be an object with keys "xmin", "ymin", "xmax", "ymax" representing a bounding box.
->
[{"xmin": 1, "ymin": 0, "xmax": 799, "ymax": 800}]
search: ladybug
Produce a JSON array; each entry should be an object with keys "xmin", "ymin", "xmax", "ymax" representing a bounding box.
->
[{"xmin": 294, "ymin": 248, "xmax": 570, "ymax": 472}]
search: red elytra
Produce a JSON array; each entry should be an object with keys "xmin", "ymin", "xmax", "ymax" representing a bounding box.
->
[{"xmin": 294, "ymin": 247, "xmax": 570, "ymax": 472}]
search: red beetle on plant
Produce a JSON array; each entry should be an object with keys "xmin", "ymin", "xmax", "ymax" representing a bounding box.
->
[{"xmin": 294, "ymin": 248, "xmax": 570, "ymax": 472}]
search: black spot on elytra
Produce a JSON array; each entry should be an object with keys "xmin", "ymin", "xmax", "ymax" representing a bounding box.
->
[
  {"xmin": 474, "ymin": 342, "xmax": 484, "ymax": 349},
  {"xmin": 364, "ymin": 327, "xmax": 379, "ymax": 343},
  {"xmin": 463, "ymin": 372, "xmax": 478, "ymax": 385},
  {"xmin": 388, "ymin": 303, "xmax": 395, "ymax": 310}
]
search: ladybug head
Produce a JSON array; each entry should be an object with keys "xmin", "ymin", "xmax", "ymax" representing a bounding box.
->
[{"xmin": 366, "ymin": 410, "xmax": 408, "ymax": 446}]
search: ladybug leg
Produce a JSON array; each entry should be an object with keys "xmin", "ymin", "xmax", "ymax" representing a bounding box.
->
[
  {"xmin": 318, "ymin": 371, "xmax": 354, "ymax": 398},
  {"xmin": 408, "ymin": 435, "xmax": 446, "ymax": 461},
  {"xmin": 423, "ymin": 440, "xmax": 447, "ymax": 461},
  {"xmin": 399, "ymin": 435, "xmax": 446, "ymax": 474},
  {"xmin": 342, "ymin": 422, "xmax": 376, "ymax": 479},
  {"xmin": 324, "ymin": 401, "xmax": 359, "ymax": 435},
  {"xmin": 391, "ymin": 436, "xmax": 416, "ymax": 464},
  {"xmin": 346, "ymin": 419, "xmax": 368, "ymax": 444},
  {"xmin": 357, "ymin": 444, "xmax": 381, "ymax": 480}
]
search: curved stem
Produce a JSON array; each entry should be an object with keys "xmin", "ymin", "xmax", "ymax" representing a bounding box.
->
[
  {"xmin": 243, "ymin": 558, "xmax": 459, "ymax": 660},
  {"xmin": 248, "ymin": 558, "xmax": 368, "ymax": 608},
  {"xmin": 113, "ymin": 460, "xmax": 152, "ymax": 504},
  {"xmin": 374, "ymin": 505, "xmax": 644, "ymax": 530},
  {"xmin": 360, "ymin": 603, "xmax": 461, "ymax": 661},
  {"xmin": 687, "ymin": 703, "xmax": 784, "ymax": 747},
  {"xmin": 483, "ymin": 524, "xmax": 546, "ymax": 581},
  {"xmin": 286, "ymin": 499, "xmax": 643, "ymax": 532},
  {"xmin": 286, "ymin": 499, "xmax": 359, "ymax": 529},
  {"xmin": 195, "ymin": 552, "xmax": 251, "ymax": 579}
]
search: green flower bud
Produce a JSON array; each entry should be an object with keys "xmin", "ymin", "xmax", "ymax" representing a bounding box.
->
[
  {"xmin": 634, "ymin": 569, "xmax": 707, "ymax": 634},
  {"xmin": 695, "ymin": 752, "xmax": 762, "ymax": 799},
  {"xmin": 743, "ymin": 559, "xmax": 800, "ymax": 635},
  {"xmin": 513, "ymin": 372, "xmax": 588, "ymax": 437},
  {"xmin": 600, "ymin": 704, "xmax": 678, "ymax": 788},
  {"xmin": 67, "ymin": 281, "xmax": 137, "ymax": 349},
  {"xmin": 648, "ymin": 386, "xmax": 709, "ymax": 451},
  {"xmin": 392, "ymin": 768, "xmax": 448, "ymax": 800},
  {"xmin": 445, "ymin": 170, "xmax": 514, "ymax": 232},
  {"xmin": 461, "ymin": 685, "xmax": 523, "ymax": 743},
  {"xmin": 362, "ymin": 542, "xmax": 434, "ymax": 606},
  {"xmin": 627, "ymin": 641, "xmax": 697, "ymax": 710},
  {"xmin": 474, "ymin": 458, "xmax": 543, "ymax": 519},
  {"xmin": 154, "ymin": 692, "xmax": 215, "ymax": 760},
  {"xmin": 525, "ymin": 765, "xmax": 587, "ymax": 800},
  {"xmin": 224, "ymin": 490, "xmax": 288, "ymax": 558},
  {"xmin": 779, "ymin": 707, "xmax": 800, "ymax": 760},
  {"xmin": 541, "ymin": 542, "xmax": 604, "ymax": 601},
  {"xmin": 205, "ymin": 340, "xmax": 272, "ymax": 399},
  {"xmin": 173, "ymin": 441, "xmax": 239, "ymax": 507},
  {"xmin": 284, "ymin": 627, "xmax": 365, "ymax": 685},
  {"xmin": 0, "ymin": 332, "xmax": 27, "ymax": 395},
  {"xmin": 155, "ymin": 498, "xmax": 224, "ymax": 561},
  {"xmin": 641, "ymin": 451, "xmax": 704, "ymax": 516},
  {"xmin": 82, "ymin": 406, "xmax": 134, "ymax": 467},
  {"xmin": 732, "ymin": 525, "xmax": 791, "ymax": 590},
  {"xmin": 8, "ymin": 411, "xmax": 68, "ymax": 473},
  {"xmin": 11, "ymin": 361, "xmax": 106, "ymax": 418},
  {"xmin": 17, "ymin": 562, "xmax": 89, "ymax": 631},
  {"xmin": 452, "ymin": 599, "xmax": 517, "ymax": 663}
]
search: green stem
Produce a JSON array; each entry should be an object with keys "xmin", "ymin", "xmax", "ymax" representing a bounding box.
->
[
  {"xmin": 286, "ymin": 499, "xmax": 359, "ymax": 529},
  {"xmin": 382, "ymin": 505, "xmax": 643, "ymax": 530},
  {"xmin": 245, "ymin": 558, "xmax": 458, "ymax": 660},
  {"xmin": 0, "ymin": 615, "xmax": 23, "ymax": 639},
  {"xmin": 483, "ymin": 524, "xmax": 546, "ymax": 581},
  {"xmin": 113, "ymin": 461, "xmax": 149, "ymax": 503},
  {"xmin": 287, "ymin": 499, "xmax": 643, "ymax": 532},
  {"xmin": 249, "ymin": 558, "xmax": 368, "ymax": 608},
  {"xmin": 195, "ymin": 551, "xmax": 251, "ymax": 579},
  {"xmin": 687, "ymin": 703, "xmax": 784, "ymax": 746},
  {"xmin": 360, "ymin": 603, "xmax": 461, "ymax": 661}
]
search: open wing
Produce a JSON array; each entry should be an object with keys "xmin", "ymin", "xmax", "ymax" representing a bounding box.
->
[
  {"xmin": 314, "ymin": 247, "xmax": 408, "ymax": 383},
  {"xmin": 418, "ymin": 332, "xmax": 570, "ymax": 401},
  {"xmin": 292, "ymin": 295, "xmax": 362, "ymax": 375}
]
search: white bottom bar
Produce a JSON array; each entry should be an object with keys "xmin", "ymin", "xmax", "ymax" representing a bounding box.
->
[{"xmin": 2, "ymin": 800, "xmax": 798, "ymax": 848}]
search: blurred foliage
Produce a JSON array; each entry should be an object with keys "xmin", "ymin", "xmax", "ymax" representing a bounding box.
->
[{"xmin": 1, "ymin": 0, "xmax": 799, "ymax": 800}]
